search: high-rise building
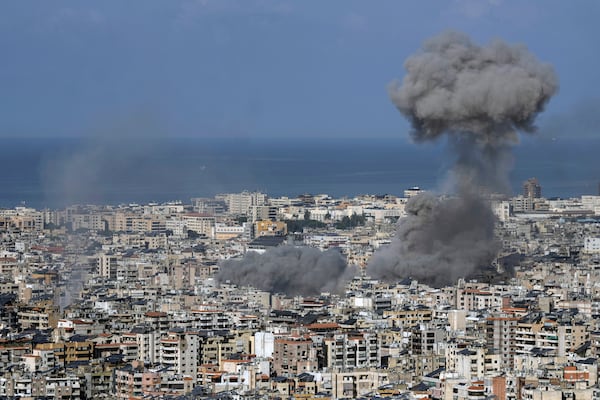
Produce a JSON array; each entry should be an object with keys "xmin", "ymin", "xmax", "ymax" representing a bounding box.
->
[
  {"xmin": 523, "ymin": 177, "xmax": 542, "ymax": 199},
  {"xmin": 217, "ymin": 191, "xmax": 267, "ymax": 216},
  {"xmin": 486, "ymin": 314, "xmax": 519, "ymax": 370},
  {"xmin": 159, "ymin": 330, "xmax": 200, "ymax": 382}
]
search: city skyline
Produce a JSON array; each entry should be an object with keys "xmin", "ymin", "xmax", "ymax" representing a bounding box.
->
[{"xmin": 2, "ymin": 4, "xmax": 600, "ymax": 398}]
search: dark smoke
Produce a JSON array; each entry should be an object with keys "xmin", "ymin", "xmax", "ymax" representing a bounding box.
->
[
  {"xmin": 368, "ymin": 191, "xmax": 500, "ymax": 288},
  {"xmin": 217, "ymin": 245, "xmax": 354, "ymax": 296},
  {"xmin": 388, "ymin": 31, "xmax": 558, "ymax": 191},
  {"xmin": 389, "ymin": 30, "xmax": 557, "ymax": 142},
  {"xmin": 368, "ymin": 31, "xmax": 557, "ymax": 287}
]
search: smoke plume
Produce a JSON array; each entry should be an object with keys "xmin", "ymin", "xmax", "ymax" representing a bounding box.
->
[
  {"xmin": 368, "ymin": 191, "xmax": 500, "ymax": 288},
  {"xmin": 217, "ymin": 245, "xmax": 354, "ymax": 296},
  {"xmin": 368, "ymin": 31, "xmax": 557, "ymax": 287},
  {"xmin": 41, "ymin": 110, "xmax": 168, "ymax": 207},
  {"xmin": 388, "ymin": 30, "xmax": 558, "ymax": 191}
]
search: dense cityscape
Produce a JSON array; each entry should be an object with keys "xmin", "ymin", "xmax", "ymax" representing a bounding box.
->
[
  {"xmin": 1, "ymin": 181, "xmax": 600, "ymax": 399},
  {"xmin": 3, "ymin": 1, "xmax": 600, "ymax": 399}
]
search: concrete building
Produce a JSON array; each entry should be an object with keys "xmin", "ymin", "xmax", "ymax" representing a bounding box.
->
[
  {"xmin": 220, "ymin": 191, "xmax": 267, "ymax": 216},
  {"xmin": 250, "ymin": 205, "xmax": 278, "ymax": 222},
  {"xmin": 523, "ymin": 178, "xmax": 542, "ymax": 199},
  {"xmin": 160, "ymin": 330, "xmax": 200, "ymax": 382},
  {"xmin": 486, "ymin": 314, "xmax": 519, "ymax": 370},
  {"xmin": 213, "ymin": 223, "xmax": 251, "ymax": 240},
  {"xmin": 180, "ymin": 213, "xmax": 215, "ymax": 237},
  {"xmin": 273, "ymin": 338, "xmax": 317, "ymax": 377},
  {"xmin": 584, "ymin": 237, "xmax": 600, "ymax": 254},
  {"xmin": 324, "ymin": 332, "xmax": 380, "ymax": 370},
  {"xmin": 330, "ymin": 370, "xmax": 389, "ymax": 399},
  {"xmin": 122, "ymin": 325, "xmax": 160, "ymax": 364},
  {"xmin": 114, "ymin": 362, "xmax": 162, "ymax": 399},
  {"xmin": 97, "ymin": 253, "xmax": 120, "ymax": 279},
  {"xmin": 191, "ymin": 197, "xmax": 226, "ymax": 215},
  {"xmin": 254, "ymin": 220, "xmax": 287, "ymax": 237}
]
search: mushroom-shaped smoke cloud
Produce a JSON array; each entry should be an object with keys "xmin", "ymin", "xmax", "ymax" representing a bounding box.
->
[
  {"xmin": 368, "ymin": 31, "xmax": 557, "ymax": 287},
  {"xmin": 388, "ymin": 31, "xmax": 558, "ymax": 191}
]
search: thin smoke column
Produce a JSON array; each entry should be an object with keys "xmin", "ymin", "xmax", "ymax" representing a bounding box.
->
[
  {"xmin": 368, "ymin": 31, "xmax": 557, "ymax": 287},
  {"xmin": 217, "ymin": 245, "xmax": 354, "ymax": 296}
]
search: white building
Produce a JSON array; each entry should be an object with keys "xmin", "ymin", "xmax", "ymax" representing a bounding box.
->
[
  {"xmin": 584, "ymin": 237, "xmax": 600, "ymax": 254},
  {"xmin": 492, "ymin": 200, "xmax": 511, "ymax": 222},
  {"xmin": 219, "ymin": 191, "xmax": 267, "ymax": 216},
  {"xmin": 254, "ymin": 332, "xmax": 275, "ymax": 358}
]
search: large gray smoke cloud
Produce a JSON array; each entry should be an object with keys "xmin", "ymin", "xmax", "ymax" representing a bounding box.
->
[
  {"xmin": 368, "ymin": 191, "xmax": 500, "ymax": 288},
  {"xmin": 389, "ymin": 31, "xmax": 557, "ymax": 142},
  {"xmin": 217, "ymin": 245, "xmax": 354, "ymax": 296},
  {"xmin": 388, "ymin": 31, "xmax": 558, "ymax": 191},
  {"xmin": 368, "ymin": 31, "xmax": 557, "ymax": 287}
]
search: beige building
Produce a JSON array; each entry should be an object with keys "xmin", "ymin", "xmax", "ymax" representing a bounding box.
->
[
  {"xmin": 107, "ymin": 212, "xmax": 166, "ymax": 233},
  {"xmin": 515, "ymin": 319, "xmax": 587, "ymax": 357},
  {"xmin": 0, "ymin": 208, "xmax": 43, "ymax": 232},
  {"xmin": 486, "ymin": 314, "xmax": 520, "ymax": 369},
  {"xmin": 96, "ymin": 253, "xmax": 121, "ymax": 279},
  {"xmin": 273, "ymin": 338, "xmax": 317, "ymax": 377},
  {"xmin": 255, "ymin": 220, "xmax": 287, "ymax": 237},
  {"xmin": 220, "ymin": 191, "xmax": 267, "ymax": 215},
  {"xmin": 0, "ymin": 257, "xmax": 18, "ymax": 276},
  {"xmin": 213, "ymin": 223, "xmax": 249, "ymax": 240},
  {"xmin": 18, "ymin": 302, "xmax": 59, "ymax": 330},
  {"xmin": 330, "ymin": 371, "xmax": 389, "ymax": 399},
  {"xmin": 70, "ymin": 213, "xmax": 104, "ymax": 231},
  {"xmin": 384, "ymin": 307, "xmax": 432, "ymax": 328},
  {"xmin": 180, "ymin": 213, "xmax": 215, "ymax": 237}
]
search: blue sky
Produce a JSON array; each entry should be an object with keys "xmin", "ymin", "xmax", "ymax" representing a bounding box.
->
[{"xmin": 1, "ymin": 0, "xmax": 599, "ymax": 139}]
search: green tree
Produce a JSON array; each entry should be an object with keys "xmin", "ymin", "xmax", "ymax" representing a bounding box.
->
[{"xmin": 335, "ymin": 213, "xmax": 366, "ymax": 229}]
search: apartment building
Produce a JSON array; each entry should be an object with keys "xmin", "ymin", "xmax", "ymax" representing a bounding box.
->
[
  {"xmin": 114, "ymin": 362, "xmax": 162, "ymax": 399},
  {"xmin": 70, "ymin": 213, "xmax": 104, "ymax": 231},
  {"xmin": 514, "ymin": 317, "xmax": 588, "ymax": 357},
  {"xmin": 486, "ymin": 314, "xmax": 519, "ymax": 370},
  {"xmin": 107, "ymin": 212, "xmax": 166, "ymax": 233},
  {"xmin": 457, "ymin": 289, "xmax": 505, "ymax": 312},
  {"xmin": 384, "ymin": 306, "xmax": 433, "ymax": 328},
  {"xmin": 273, "ymin": 337, "xmax": 317, "ymax": 377},
  {"xmin": 96, "ymin": 253, "xmax": 120, "ymax": 279},
  {"xmin": 122, "ymin": 325, "xmax": 160, "ymax": 364},
  {"xmin": 0, "ymin": 208, "xmax": 43, "ymax": 232},
  {"xmin": 219, "ymin": 192, "xmax": 267, "ymax": 216},
  {"xmin": 17, "ymin": 303, "xmax": 59, "ymax": 330},
  {"xmin": 159, "ymin": 330, "xmax": 200, "ymax": 382},
  {"xmin": 0, "ymin": 257, "xmax": 18, "ymax": 276},
  {"xmin": 190, "ymin": 310, "xmax": 232, "ymax": 331},
  {"xmin": 324, "ymin": 332, "xmax": 380, "ymax": 370},
  {"xmin": 330, "ymin": 370, "xmax": 389, "ymax": 399}
]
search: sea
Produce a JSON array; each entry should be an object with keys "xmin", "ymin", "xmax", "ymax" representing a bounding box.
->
[{"xmin": 0, "ymin": 136, "xmax": 599, "ymax": 209}]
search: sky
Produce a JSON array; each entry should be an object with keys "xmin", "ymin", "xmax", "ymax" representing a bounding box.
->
[{"xmin": 1, "ymin": 0, "xmax": 600, "ymax": 140}]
